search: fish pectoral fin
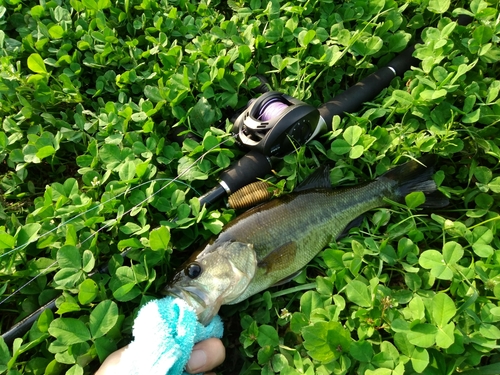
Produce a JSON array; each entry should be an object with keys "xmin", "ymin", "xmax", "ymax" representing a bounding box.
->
[
  {"xmin": 337, "ymin": 215, "xmax": 365, "ymax": 240},
  {"xmin": 258, "ymin": 241, "xmax": 297, "ymax": 274},
  {"xmin": 271, "ymin": 269, "xmax": 302, "ymax": 287}
]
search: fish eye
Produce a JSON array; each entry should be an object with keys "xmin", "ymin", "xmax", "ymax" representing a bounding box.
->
[{"xmin": 185, "ymin": 263, "xmax": 202, "ymax": 279}]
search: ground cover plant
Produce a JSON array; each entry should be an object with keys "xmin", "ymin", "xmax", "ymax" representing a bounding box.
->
[{"xmin": 1, "ymin": 0, "xmax": 500, "ymax": 373}]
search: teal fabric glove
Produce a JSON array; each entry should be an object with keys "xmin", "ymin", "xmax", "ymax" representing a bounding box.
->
[{"xmin": 117, "ymin": 296, "xmax": 224, "ymax": 375}]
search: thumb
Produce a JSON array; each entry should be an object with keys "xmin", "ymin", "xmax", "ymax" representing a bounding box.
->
[
  {"xmin": 186, "ymin": 338, "xmax": 226, "ymax": 374},
  {"xmin": 95, "ymin": 346, "xmax": 128, "ymax": 374}
]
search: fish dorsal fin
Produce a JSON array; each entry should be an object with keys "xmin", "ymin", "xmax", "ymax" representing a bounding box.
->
[
  {"xmin": 258, "ymin": 241, "xmax": 297, "ymax": 274},
  {"xmin": 294, "ymin": 165, "xmax": 332, "ymax": 192}
]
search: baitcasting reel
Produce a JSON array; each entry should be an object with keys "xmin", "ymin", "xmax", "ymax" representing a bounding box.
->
[{"xmin": 232, "ymin": 91, "xmax": 326, "ymax": 158}]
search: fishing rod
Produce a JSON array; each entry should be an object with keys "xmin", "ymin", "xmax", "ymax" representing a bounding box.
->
[
  {"xmin": 201, "ymin": 15, "xmax": 475, "ymax": 208},
  {"xmin": 1, "ymin": 43, "xmax": 418, "ymax": 346},
  {"xmin": 197, "ymin": 45, "xmax": 419, "ymax": 207},
  {"xmin": 1, "ymin": 15, "xmax": 469, "ymax": 344}
]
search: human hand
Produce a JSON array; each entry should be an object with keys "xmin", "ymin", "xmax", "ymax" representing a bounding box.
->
[
  {"xmin": 95, "ymin": 338, "xmax": 225, "ymax": 375},
  {"xmin": 185, "ymin": 338, "xmax": 226, "ymax": 374}
]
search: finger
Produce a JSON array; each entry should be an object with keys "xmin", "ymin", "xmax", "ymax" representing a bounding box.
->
[
  {"xmin": 95, "ymin": 346, "xmax": 128, "ymax": 375},
  {"xmin": 186, "ymin": 338, "xmax": 226, "ymax": 374}
]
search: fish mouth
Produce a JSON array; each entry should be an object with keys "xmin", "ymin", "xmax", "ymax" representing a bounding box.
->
[
  {"xmin": 164, "ymin": 285, "xmax": 220, "ymax": 325},
  {"xmin": 165, "ymin": 285, "xmax": 208, "ymax": 311},
  {"xmin": 165, "ymin": 285, "xmax": 207, "ymax": 306}
]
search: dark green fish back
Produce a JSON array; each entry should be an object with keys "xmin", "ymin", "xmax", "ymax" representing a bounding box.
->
[
  {"xmin": 220, "ymin": 180, "xmax": 393, "ymax": 303},
  {"xmin": 211, "ymin": 156, "xmax": 446, "ymax": 304}
]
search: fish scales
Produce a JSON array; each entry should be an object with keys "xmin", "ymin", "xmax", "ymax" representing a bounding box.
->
[
  {"xmin": 218, "ymin": 180, "xmax": 392, "ymax": 304},
  {"xmin": 165, "ymin": 156, "xmax": 448, "ymax": 325}
]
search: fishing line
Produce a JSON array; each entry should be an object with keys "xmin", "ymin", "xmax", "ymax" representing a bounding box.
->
[
  {"xmin": 0, "ymin": 177, "xmax": 196, "ymax": 306},
  {"xmin": 0, "ymin": 179, "xmax": 199, "ymax": 260},
  {"xmin": 258, "ymin": 97, "xmax": 289, "ymax": 122},
  {"xmin": 0, "ymin": 266, "xmax": 56, "ymax": 306},
  {"xmin": 0, "ymin": 136, "xmax": 235, "ymax": 306}
]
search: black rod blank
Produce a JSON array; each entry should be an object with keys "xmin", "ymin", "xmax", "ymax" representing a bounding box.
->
[{"xmin": 318, "ymin": 45, "xmax": 419, "ymax": 127}]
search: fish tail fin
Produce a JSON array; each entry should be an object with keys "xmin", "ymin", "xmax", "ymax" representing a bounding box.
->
[{"xmin": 380, "ymin": 155, "xmax": 449, "ymax": 208}]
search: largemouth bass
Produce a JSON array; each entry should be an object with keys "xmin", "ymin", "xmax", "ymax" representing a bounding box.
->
[{"xmin": 165, "ymin": 156, "xmax": 448, "ymax": 324}]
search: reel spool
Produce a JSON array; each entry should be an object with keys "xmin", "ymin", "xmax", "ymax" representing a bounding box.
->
[{"xmin": 232, "ymin": 91, "xmax": 323, "ymax": 157}]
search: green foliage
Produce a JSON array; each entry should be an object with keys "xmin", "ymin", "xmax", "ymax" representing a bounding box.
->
[{"xmin": 1, "ymin": 0, "xmax": 500, "ymax": 374}]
